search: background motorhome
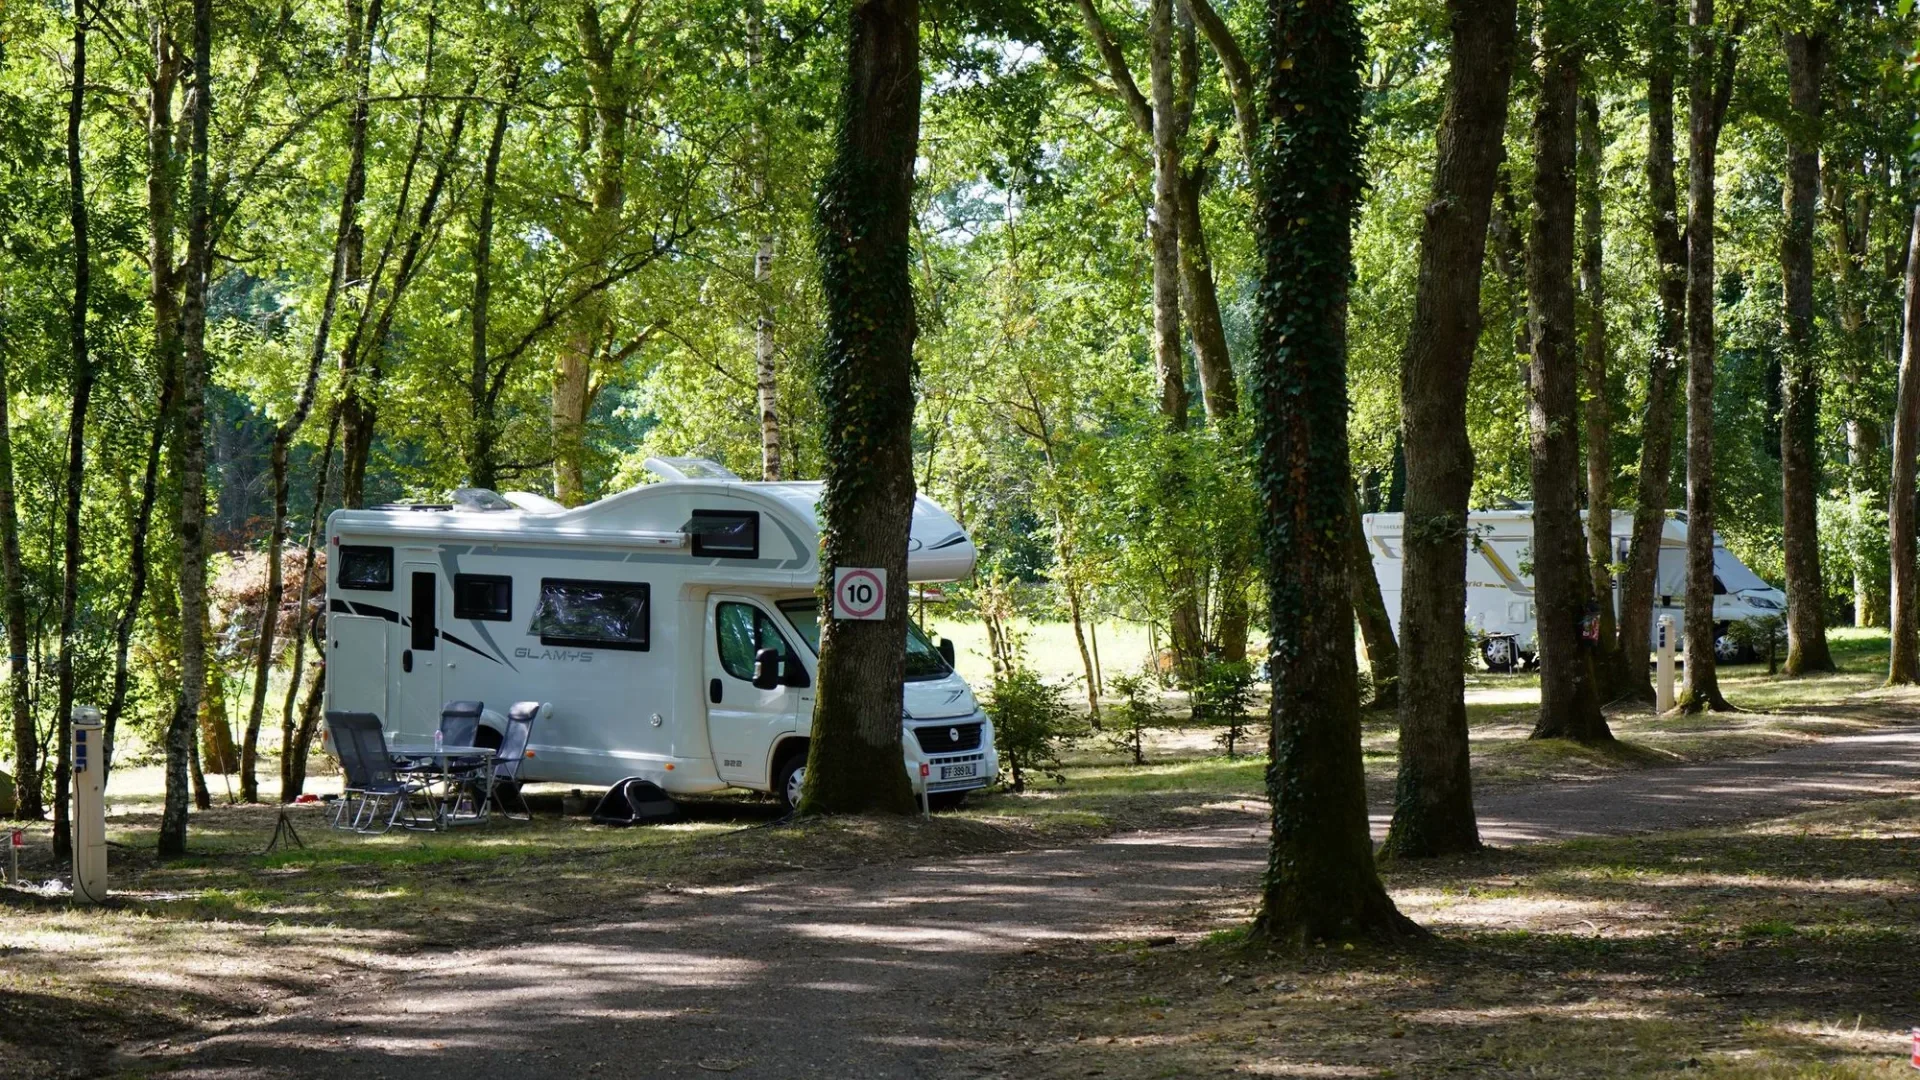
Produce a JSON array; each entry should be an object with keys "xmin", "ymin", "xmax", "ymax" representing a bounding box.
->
[
  {"xmin": 324, "ymin": 458, "xmax": 998, "ymax": 810},
  {"xmin": 1362, "ymin": 507, "xmax": 1786, "ymax": 668}
]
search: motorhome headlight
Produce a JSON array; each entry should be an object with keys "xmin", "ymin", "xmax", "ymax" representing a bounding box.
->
[{"xmin": 1744, "ymin": 595, "xmax": 1782, "ymax": 611}]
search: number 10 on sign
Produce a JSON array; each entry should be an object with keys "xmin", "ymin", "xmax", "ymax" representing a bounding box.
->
[{"xmin": 833, "ymin": 567, "xmax": 888, "ymax": 621}]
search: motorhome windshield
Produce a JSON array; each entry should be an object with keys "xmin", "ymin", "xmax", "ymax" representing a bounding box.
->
[
  {"xmin": 777, "ymin": 599, "xmax": 953, "ymax": 681},
  {"xmin": 1712, "ymin": 549, "xmax": 1770, "ymax": 593}
]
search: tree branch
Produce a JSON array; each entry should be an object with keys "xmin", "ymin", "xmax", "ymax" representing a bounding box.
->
[{"xmin": 1074, "ymin": 0, "xmax": 1153, "ymax": 137}]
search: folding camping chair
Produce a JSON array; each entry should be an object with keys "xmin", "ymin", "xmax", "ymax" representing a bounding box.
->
[
  {"xmin": 327, "ymin": 711, "xmax": 435, "ymax": 833},
  {"xmin": 488, "ymin": 701, "xmax": 548, "ymax": 820}
]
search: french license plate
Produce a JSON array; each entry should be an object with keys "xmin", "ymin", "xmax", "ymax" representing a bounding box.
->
[{"xmin": 940, "ymin": 763, "xmax": 977, "ymax": 781}]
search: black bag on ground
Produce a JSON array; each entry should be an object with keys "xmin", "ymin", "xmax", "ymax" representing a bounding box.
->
[{"xmin": 591, "ymin": 777, "xmax": 678, "ymax": 826}]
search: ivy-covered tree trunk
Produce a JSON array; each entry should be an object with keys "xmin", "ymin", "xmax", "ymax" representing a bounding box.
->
[
  {"xmin": 161, "ymin": 0, "xmax": 213, "ymax": 857},
  {"xmin": 1680, "ymin": 0, "xmax": 1735, "ymax": 712},
  {"xmin": 1577, "ymin": 91, "xmax": 1620, "ymax": 695},
  {"xmin": 1615, "ymin": 0, "xmax": 1687, "ymax": 700},
  {"xmin": 1779, "ymin": 30, "xmax": 1834, "ymax": 676},
  {"xmin": 1381, "ymin": 0, "xmax": 1513, "ymax": 859},
  {"xmin": 1888, "ymin": 203, "xmax": 1920, "ymax": 686},
  {"xmin": 1250, "ymin": 0, "xmax": 1415, "ymax": 943},
  {"xmin": 53, "ymin": 0, "xmax": 94, "ymax": 859},
  {"xmin": 1526, "ymin": 34, "xmax": 1610, "ymax": 745},
  {"xmin": 796, "ymin": 0, "xmax": 921, "ymax": 817}
]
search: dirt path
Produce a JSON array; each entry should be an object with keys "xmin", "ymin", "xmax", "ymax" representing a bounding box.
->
[{"xmin": 135, "ymin": 722, "xmax": 1920, "ymax": 1080}]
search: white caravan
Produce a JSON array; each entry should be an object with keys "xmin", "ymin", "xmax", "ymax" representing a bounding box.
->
[
  {"xmin": 1361, "ymin": 507, "xmax": 1786, "ymax": 667},
  {"xmin": 324, "ymin": 457, "xmax": 998, "ymax": 809}
]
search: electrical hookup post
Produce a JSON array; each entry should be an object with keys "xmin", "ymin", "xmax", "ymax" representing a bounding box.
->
[
  {"xmin": 1656, "ymin": 617, "xmax": 1677, "ymax": 714},
  {"xmin": 70, "ymin": 705, "xmax": 107, "ymax": 904}
]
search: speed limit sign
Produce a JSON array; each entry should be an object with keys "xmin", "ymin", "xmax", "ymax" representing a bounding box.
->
[{"xmin": 833, "ymin": 567, "xmax": 888, "ymax": 621}]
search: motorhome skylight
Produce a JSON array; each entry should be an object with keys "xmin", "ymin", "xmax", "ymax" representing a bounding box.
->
[{"xmin": 689, "ymin": 510, "xmax": 760, "ymax": 559}]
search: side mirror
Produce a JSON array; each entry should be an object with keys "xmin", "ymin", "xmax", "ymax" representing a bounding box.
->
[
  {"xmin": 751, "ymin": 648, "xmax": 783, "ymax": 691},
  {"xmin": 937, "ymin": 637, "xmax": 956, "ymax": 668}
]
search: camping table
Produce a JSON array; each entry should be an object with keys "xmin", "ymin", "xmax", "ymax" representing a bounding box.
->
[{"xmin": 388, "ymin": 744, "xmax": 496, "ymax": 828}]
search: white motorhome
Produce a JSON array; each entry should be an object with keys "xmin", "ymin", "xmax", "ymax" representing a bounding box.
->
[
  {"xmin": 323, "ymin": 457, "xmax": 998, "ymax": 810},
  {"xmin": 1362, "ymin": 507, "xmax": 1786, "ymax": 667}
]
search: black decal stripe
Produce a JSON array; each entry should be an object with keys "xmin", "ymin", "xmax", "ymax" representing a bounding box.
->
[
  {"xmin": 440, "ymin": 629, "xmax": 504, "ymax": 664},
  {"xmin": 929, "ymin": 531, "xmax": 969, "ymax": 550},
  {"xmin": 332, "ymin": 598, "xmax": 402, "ymax": 623}
]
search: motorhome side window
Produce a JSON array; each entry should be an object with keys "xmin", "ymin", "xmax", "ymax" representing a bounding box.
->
[
  {"xmin": 528, "ymin": 579, "xmax": 649, "ymax": 651},
  {"xmin": 337, "ymin": 545, "xmax": 393, "ymax": 591},
  {"xmin": 689, "ymin": 510, "xmax": 759, "ymax": 559},
  {"xmin": 454, "ymin": 574, "xmax": 513, "ymax": 621},
  {"xmin": 716, "ymin": 603, "xmax": 797, "ymax": 680}
]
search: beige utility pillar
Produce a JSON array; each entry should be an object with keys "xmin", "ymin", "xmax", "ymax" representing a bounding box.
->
[
  {"xmin": 1655, "ymin": 617, "xmax": 1677, "ymax": 714},
  {"xmin": 70, "ymin": 706, "xmax": 107, "ymax": 903}
]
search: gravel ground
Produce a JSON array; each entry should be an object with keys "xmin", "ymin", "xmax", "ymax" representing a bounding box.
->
[{"xmin": 130, "ymin": 720, "xmax": 1920, "ymax": 1080}]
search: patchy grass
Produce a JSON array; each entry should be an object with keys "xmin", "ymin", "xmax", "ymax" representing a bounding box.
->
[
  {"xmin": 959, "ymin": 794, "xmax": 1920, "ymax": 1079},
  {"xmin": 0, "ymin": 796, "xmax": 1102, "ymax": 1080}
]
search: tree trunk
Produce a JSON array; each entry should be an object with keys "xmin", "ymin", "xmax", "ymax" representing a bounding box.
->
[
  {"xmin": 1148, "ymin": 0, "xmax": 1190, "ymax": 429},
  {"xmin": 287, "ymin": 659, "xmax": 326, "ymax": 797},
  {"xmin": 53, "ymin": 0, "xmax": 95, "ymax": 859},
  {"xmin": 1779, "ymin": 31, "xmax": 1834, "ymax": 675},
  {"xmin": 751, "ymin": 0, "xmax": 782, "ymax": 482},
  {"xmin": 279, "ymin": 414, "xmax": 334, "ymax": 801},
  {"xmin": 555, "ymin": 1, "xmax": 629, "ymax": 506},
  {"xmin": 241, "ymin": 69, "xmax": 368, "ymax": 803},
  {"xmin": 1345, "ymin": 484, "xmax": 1398, "ymax": 709},
  {"xmin": 1064, "ymin": 573, "xmax": 1101, "ymax": 722},
  {"xmin": 1888, "ymin": 203, "xmax": 1920, "ymax": 685},
  {"xmin": 1381, "ymin": 0, "xmax": 1514, "ymax": 860},
  {"xmin": 469, "ymin": 91, "xmax": 510, "ymax": 490},
  {"xmin": 0, "ymin": 310, "xmax": 34, "ymax": 821},
  {"xmin": 104, "ymin": 374, "xmax": 174, "ymax": 781},
  {"xmin": 1526, "ymin": 36, "xmax": 1610, "ymax": 744},
  {"xmin": 1250, "ymin": 0, "xmax": 1416, "ymax": 943},
  {"xmin": 161, "ymin": 0, "xmax": 213, "ymax": 856},
  {"xmin": 1615, "ymin": 0, "xmax": 1688, "ymax": 700},
  {"xmin": 1178, "ymin": 167, "xmax": 1236, "ymax": 419},
  {"xmin": 1577, "ymin": 90, "xmax": 1620, "ymax": 695},
  {"xmin": 1680, "ymin": 0, "xmax": 1734, "ymax": 712},
  {"xmin": 334, "ymin": 0, "xmax": 382, "ymax": 511},
  {"xmin": 796, "ymin": 0, "xmax": 921, "ymax": 817}
]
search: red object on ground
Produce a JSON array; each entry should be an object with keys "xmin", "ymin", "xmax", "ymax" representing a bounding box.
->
[
  {"xmin": 1910, "ymin": 1028, "xmax": 1919, "ymax": 1069},
  {"xmin": 295, "ymin": 794, "xmax": 319, "ymax": 804}
]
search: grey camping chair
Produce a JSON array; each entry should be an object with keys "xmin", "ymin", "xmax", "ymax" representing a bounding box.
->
[
  {"xmin": 331, "ymin": 711, "xmax": 435, "ymax": 832},
  {"xmin": 488, "ymin": 701, "xmax": 548, "ymax": 820},
  {"xmin": 323, "ymin": 711, "xmax": 370, "ymax": 829}
]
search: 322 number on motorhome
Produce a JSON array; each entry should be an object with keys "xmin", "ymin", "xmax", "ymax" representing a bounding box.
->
[{"xmin": 833, "ymin": 567, "xmax": 887, "ymax": 621}]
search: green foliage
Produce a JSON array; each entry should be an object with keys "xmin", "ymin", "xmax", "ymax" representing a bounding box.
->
[
  {"xmin": 1105, "ymin": 669, "xmax": 1168, "ymax": 766},
  {"xmin": 986, "ymin": 665, "xmax": 1078, "ymax": 792},
  {"xmin": 1189, "ymin": 657, "xmax": 1256, "ymax": 758}
]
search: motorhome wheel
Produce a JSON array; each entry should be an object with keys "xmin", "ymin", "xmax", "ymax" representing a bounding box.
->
[{"xmin": 774, "ymin": 754, "xmax": 806, "ymax": 813}]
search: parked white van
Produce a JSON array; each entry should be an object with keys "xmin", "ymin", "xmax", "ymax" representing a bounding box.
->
[
  {"xmin": 323, "ymin": 457, "xmax": 998, "ymax": 810},
  {"xmin": 1362, "ymin": 506, "xmax": 1786, "ymax": 668}
]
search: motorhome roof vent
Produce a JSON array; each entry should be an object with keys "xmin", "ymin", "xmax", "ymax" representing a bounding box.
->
[
  {"xmin": 642, "ymin": 456, "xmax": 741, "ymax": 483},
  {"xmin": 450, "ymin": 487, "xmax": 516, "ymax": 511}
]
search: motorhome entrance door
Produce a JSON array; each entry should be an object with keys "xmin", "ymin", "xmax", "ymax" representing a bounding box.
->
[
  {"xmin": 396, "ymin": 562, "xmax": 444, "ymax": 739},
  {"xmin": 705, "ymin": 595, "xmax": 805, "ymax": 786}
]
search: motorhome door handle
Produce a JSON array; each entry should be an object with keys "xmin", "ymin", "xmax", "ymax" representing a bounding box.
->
[
  {"xmin": 403, "ymin": 650, "xmax": 413, "ymax": 673},
  {"xmin": 709, "ymin": 678, "xmax": 722, "ymax": 704}
]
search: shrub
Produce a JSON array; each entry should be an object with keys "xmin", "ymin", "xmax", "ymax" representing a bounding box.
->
[
  {"xmin": 986, "ymin": 667, "xmax": 1077, "ymax": 792},
  {"xmin": 1190, "ymin": 657, "xmax": 1256, "ymax": 757},
  {"xmin": 1105, "ymin": 669, "xmax": 1167, "ymax": 765}
]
